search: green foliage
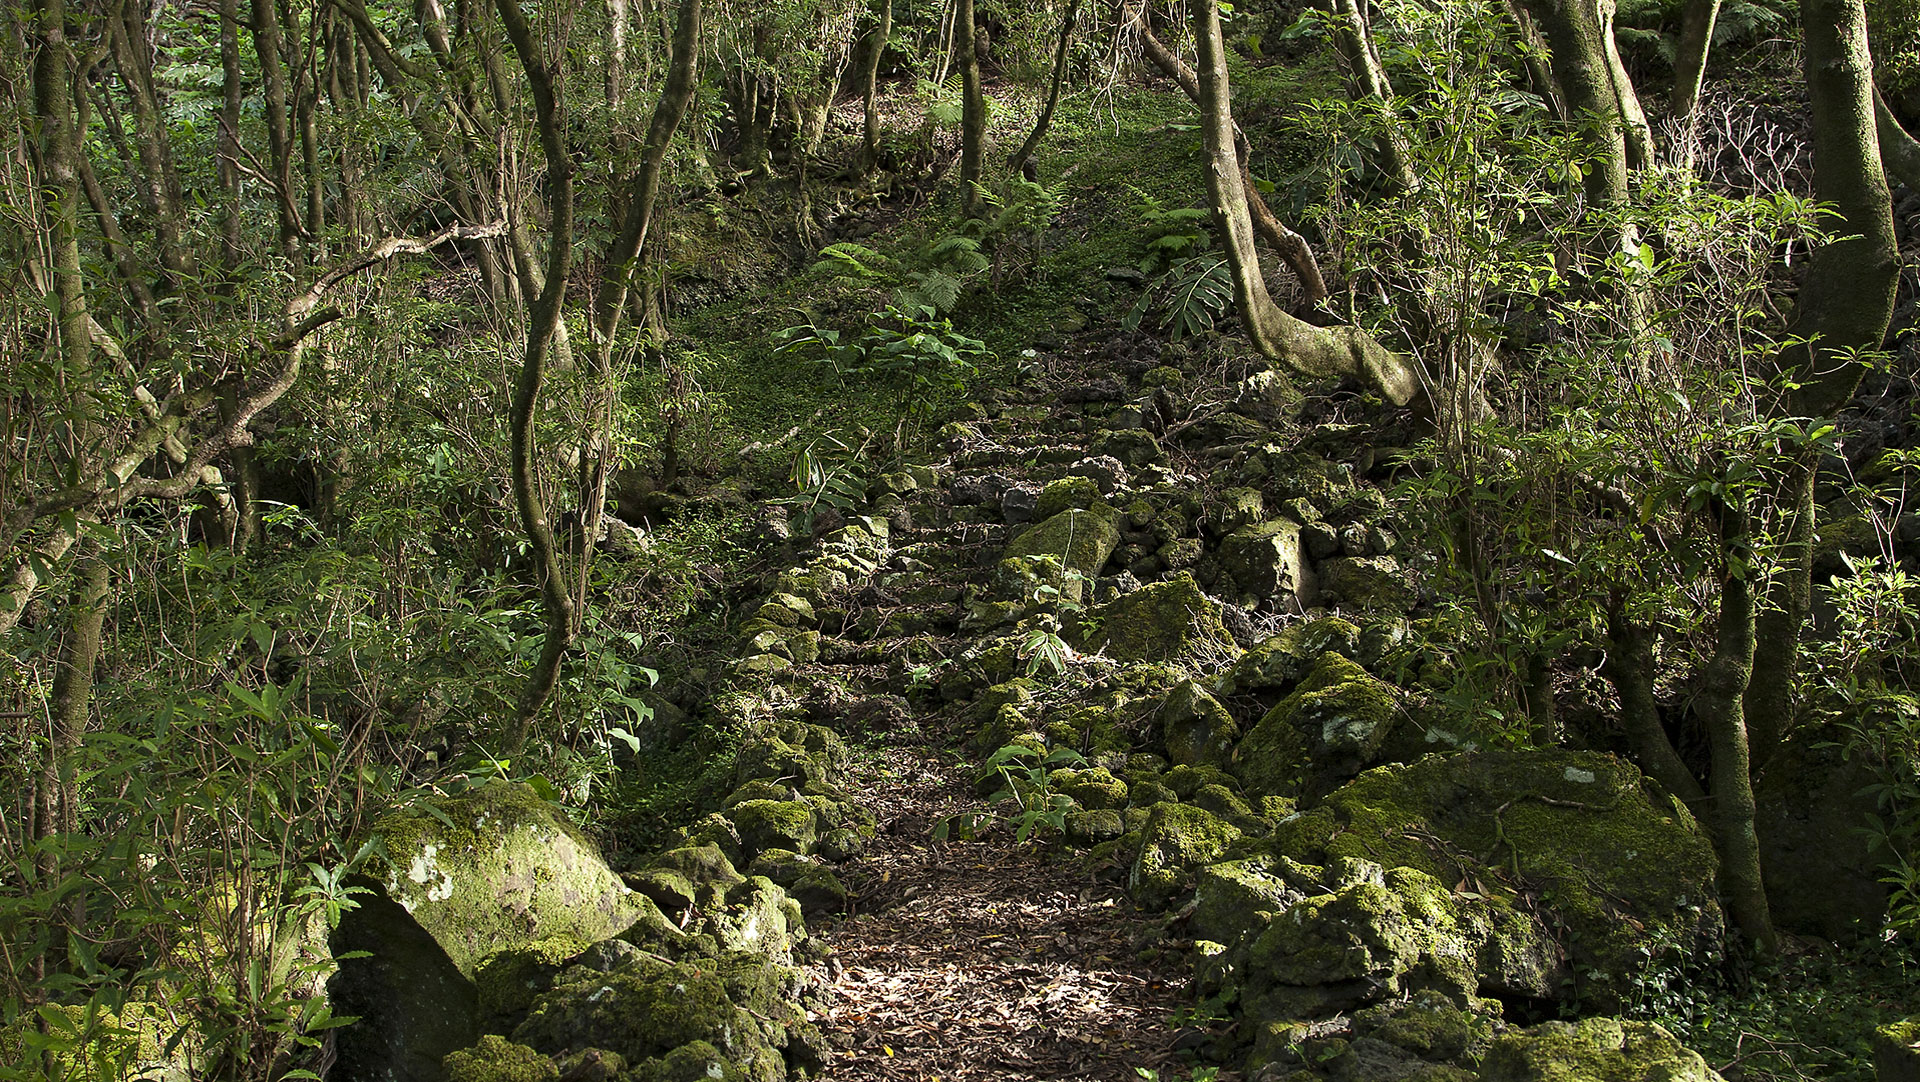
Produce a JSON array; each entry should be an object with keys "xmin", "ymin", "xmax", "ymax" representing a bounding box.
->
[
  {"xmin": 778, "ymin": 429, "xmax": 876, "ymax": 534},
  {"xmin": 1120, "ymin": 191, "xmax": 1231, "ymax": 339},
  {"xmin": 959, "ymin": 743, "xmax": 1089, "ymax": 846},
  {"xmin": 773, "ymin": 304, "xmax": 988, "ymax": 418}
]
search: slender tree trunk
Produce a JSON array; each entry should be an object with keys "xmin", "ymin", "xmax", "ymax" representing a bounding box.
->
[
  {"xmin": 1603, "ymin": 601, "xmax": 1707, "ymax": 808},
  {"xmin": 45, "ymin": 551, "xmax": 109, "ymax": 960},
  {"xmin": 493, "ymin": 0, "xmax": 577, "ymax": 756},
  {"xmin": 220, "ymin": 0, "xmax": 247, "ymax": 269},
  {"xmin": 1698, "ymin": 508, "xmax": 1777, "ymax": 955},
  {"xmin": 1006, "ymin": 0, "xmax": 1081, "ymax": 179},
  {"xmin": 1669, "ymin": 0, "xmax": 1719, "ymax": 167},
  {"xmin": 1188, "ymin": 0, "xmax": 1422, "ymax": 405},
  {"xmin": 956, "ymin": 0, "xmax": 984, "ymax": 214},
  {"xmin": 1323, "ymin": 0, "xmax": 1418, "ymax": 191},
  {"xmin": 1597, "ymin": 0, "xmax": 1652, "ymax": 170},
  {"xmin": 252, "ymin": 0, "xmax": 303, "ymax": 255},
  {"xmin": 1504, "ymin": 0, "xmax": 1566, "ymax": 119},
  {"xmin": 109, "ymin": 4, "xmax": 198, "ymax": 282},
  {"xmin": 1876, "ymin": 87, "xmax": 1920, "ymax": 192},
  {"xmin": 1518, "ymin": 0, "xmax": 1628, "ymax": 204},
  {"xmin": 859, "ymin": 0, "xmax": 892, "ymax": 171},
  {"xmin": 606, "ymin": 0, "xmax": 627, "ymax": 105}
]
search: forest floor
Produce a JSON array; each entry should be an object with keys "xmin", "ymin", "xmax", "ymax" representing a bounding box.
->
[{"xmin": 806, "ymin": 741, "xmax": 1207, "ymax": 1082}]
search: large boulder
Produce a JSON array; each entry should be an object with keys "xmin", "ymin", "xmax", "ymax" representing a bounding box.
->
[
  {"xmin": 1755, "ymin": 727, "xmax": 1889, "ymax": 939},
  {"xmin": 1235, "ymin": 652, "xmax": 1404, "ymax": 799},
  {"xmin": 358, "ymin": 781, "xmax": 646, "ymax": 978},
  {"xmin": 329, "ymin": 890, "xmax": 482, "ymax": 1082},
  {"xmin": 1161, "ymin": 680, "xmax": 1240, "ymax": 768},
  {"xmin": 1217, "ymin": 616, "xmax": 1361, "ymax": 698},
  {"xmin": 1270, "ymin": 750, "xmax": 1723, "ymax": 1011},
  {"xmin": 1079, "ymin": 573, "xmax": 1240, "ymax": 664},
  {"xmin": 1130, "ymin": 803, "xmax": 1244, "ymax": 908}
]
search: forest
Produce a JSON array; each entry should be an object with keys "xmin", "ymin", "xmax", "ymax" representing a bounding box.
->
[{"xmin": 3, "ymin": 0, "xmax": 1919, "ymax": 1077}]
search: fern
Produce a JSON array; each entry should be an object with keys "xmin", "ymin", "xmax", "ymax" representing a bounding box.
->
[
  {"xmin": 1124, "ymin": 255, "xmax": 1233, "ymax": 340},
  {"xmin": 813, "ymin": 242, "xmax": 894, "ymax": 281}
]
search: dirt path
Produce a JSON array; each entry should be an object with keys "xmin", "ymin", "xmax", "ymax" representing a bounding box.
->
[{"xmin": 806, "ymin": 745, "xmax": 1203, "ymax": 1082}]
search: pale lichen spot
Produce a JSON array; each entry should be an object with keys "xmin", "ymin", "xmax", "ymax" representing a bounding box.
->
[{"xmin": 1563, "ymin": 767, "xmax": 1596, "ymax": 784}]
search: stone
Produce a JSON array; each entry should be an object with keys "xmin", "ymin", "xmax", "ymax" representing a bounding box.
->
[
  {"xmin": 443, "ymin": 1036, "xmax": 559, "ymax": 1082},
  {"xmin": 1001, "ymin": 485, "xmax": 1040, "ymax": 523},
  {"xmin": 1236, "ymin": 653, "xmax": 1403, "ymax": 799},
  {"xmin": 1068, "ymin": 455, "xmax": 1130, "ymax": 494},
  {"xmin": 1219, "ymin": 520, "xmax": 1315, "ymax": 610},
  {"xmin": 1318, "ymin": 556, "xmax": 1415, "ymax": 614},
  {"xmin": 729, "ymin": 800, "xmax": 818, "ymax": 860},
  {"xmin": 1160, "ymin": 681, "xmax": 1240, "ymax": 768},
  {"xmin": 745, "ymin": 849, "xmax": 848, "ymax": 916},
  {"xmin": 1480, "ymin": 1018, "xmax": 1724, "ymax": 1082},
  {"xmin": 1036, "ymin": 476, "xmax": 1105, "ymax": 520},
  {"xmin": 1130, "ymin": 803, "xmax": 1244, "ymax": 908},
  {"xmin": 1091, "ymin": 428, "xmax": 1166, "ymax": 467},
  {"xmin": 1875, "ymin": 1019, "xmax": 1920, "ymax": 1082},
  {"xmin": 1065, "ymin": 808, "xmax": 1128, "ymax": 845},
  {"xmin": 1211, "ymin": 488, "xmax": 1267, "ymax": 537},
  {"xmin": 1218, "ymin": 616, "xmax": 1363, "ymax": 697},
  {"xmin": 474, "ymin": 937, "xmax": 593, "ymax": 1033},
  {"xmin": 1270, "ymin": 750, "xmax": 1724, "ymax": 1011},
  {"xmin": 351, "ymin": 782, "xmax": 644, "ymax": 979},
  {"xmin": 329, "ymin": 890, "xmax": 481, "ymax": 1082},
  {"xmin": 1079, "ymin": 573, "xmax": 1240, "ymax": 664},
  {"xmin": 1005, "ymin": 504, "xmax": 1123, "ymax": 586},
  {"xmin": 1053, "ymin": 766, "xmax": 1130, "ymax": 810}
]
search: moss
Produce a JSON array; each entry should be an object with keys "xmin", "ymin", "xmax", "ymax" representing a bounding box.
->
[
  {"xmin": 1129, "ymin": 777, "xmax": 1178, "ymax": 808},
  {"xmin": 1215, "ymin": 488, "xmax": 1267, "ymax": 536},
  {"xmin": 1161, "ymin": 680, "xmax": 1240, "ymax": 768},
  {"xmin": 1480, "ymin": 1018, "xmax": 1720, "ymax": 1082},
  {"xmin": 1193, "ymin": 783, "xmax": 1264, "ymax": 830},
  {"xmin": 362, "ymin": 781, "xmax": 644, "ymax": 978},
  {"xmin": 732, "ymin": 736, "xmax": 829, "ymax": 788},
  {"xmin": 1130, "ymin": 803, "xmax": 1245, "ymax": 908},
  {"xmin": 1035, "ymin": 476, "xmax": 1103, "ymax": 520},
  {"xmin": 1270, "ymin": 750, "xmax": 1722, "ymax": 1012},
  {"xmin": 474, "ymin": 936, "xmax": 590, "ymax": 1030},
  {"xmin": 512, "ymin": 956, "xmax": 773, "ymax": 1072},
  {"xmin": 444, "ymin": 1035, "xmax": 560, "ymax": 1082},
  {"xmin": 728, "ymin": 799, "xmax": 818, "ymax": 859},
  {"xmin": 1876, "ymin": 1019, "xmax": 1920, "ymax": 1082},
  {"xmin": 1318, "ymin": 555, "xmax": 1416, "ymax": 614},
  {"xmin": 1163, "ymin": 763, "xmax": 1236, "ymax": 799},
  {"xmin": 1081, "ymin": 573, "xmax": 1239, "ymax": 664},
  {"xmin": 1004, "ymin": 504, "xmax": 1122, "ymax": 584},
  {"xmin": 1193, "ymin": 856, "xmax": 1299, "ymax": 945},
  {"xmin": 647, "ymin": 845, "xmax": 746, "ymax": 909},
  {"xmin": 1053, "ymin": 766, "xmax": 1129, "ymax": 809},
  {"xmin": 1091, "ymin": 428, "xmax": 1167, "ymax": 467},
  {"xmin": 1217, "ymin": 520, "xmax": 1311, "ymax": 608},
  {"xmin": 1236, "ymin": 652, "xmax": 1400, "ymax": 799},
  {"xmin": 746, "ymin": 849, "xmax": 847, "ymax": 915},
  {"xmin": 1218, "ymin": 615, "xmax": 1362, "ymax": 696},
  {"xmin": 1066, "ymin": 808, "xmax": 1128, "ymax": 845}
]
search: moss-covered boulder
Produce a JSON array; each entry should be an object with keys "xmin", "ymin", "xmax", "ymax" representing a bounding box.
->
[
  {"xmin": 1130, "ymin": 803, "xmax": 1245, "ymax": 908},
  {"xmin": 1218, "ymin": 520, "xmax": 1315, "ymax": 610},
  {"xmin": 1318, "ymin": 556, "xmax": 1415, "ymax": 614},
  {"xmin": 443, "ymin": 1036, "xmax": 559, "ymax": 1082},
  {"xmin": 1035, "ymin": 476, "xmax": 1104, "ymax": 520},
  {"xmin": 1161, "ymin": 680, "xmax": 1240, "ymax": 768},
  {"xmin": 511, "ymin": 955, "xmax": 785, "ymax": 1082},
  {"xmin": 1080, "ymin": 573, "xmax": 1240, "ymax": 664},
  {"xmin": 728, "ymin": 800, "xmax": 818, "ymax": 862},
  {"xmin": 1065, "ymin": 808, "xmax": 1128, "ymax": 845},
  {"xmin": 1217, "ymin": 615, "xmax": 1362, "ymax": 697},
  {"xmin": 329, "ymin": 889, "xmax": 482, "ymax": 1082},
  {"xmin": 473, "ymin": 936, "xmax": 591, "ymax": 1033},
  {"xmin": 1053, "ymin": 766, "xmax": 1129, "ymax": 810},
  {"xmin": 1271, "ymin": 750, "xmax": 1723, "ymax": 1011},
  {"xmin": 353, "ymin": 782, "xmax": 644, "ymax": 979},
  {"xmin": 1481, "ymin": 1018, "xmax": 1723, "ymax": 1082},
  {"xmin": 1005, "ymin": 504, "xmax": 1122, "ymax": 584},
  {"xmin": 1875, "ymin": 1018, "xmax": 1920, "ymax": 1082},
  {"xmin": 1236, "ymin": 653, "xmax": 1403, "ymax": 799},
  {"xmin": 746, "ymin": 849, "xmax": 848, "ymax": 916},
  {"xmin": 631, "ymin": 844, "xmax": 748, "ymax": 919}
]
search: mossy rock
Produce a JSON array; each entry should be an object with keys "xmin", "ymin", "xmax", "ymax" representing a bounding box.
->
[
  {"xmin": 511, "ymin": 956, "xmax": 782, "ymax": 1081},
  {"xmin": 1065, "ymin": 808, "xmax": 1128, "ymax": 846},
  {"xmin": 733, "ymin": 736, "xmax": 829, "ymax": 788},
  {"xmin": 358, "ymin": 781, "xmax": 644, "ymax": 979},
  {"xmin": 746, "ymin": 849, "xmax": 848, "ymax": 916},
  {"xmin": 1875, "ymin": 1018, "xmax": 1920, "ymax": 1082},
  {"xmin": 1318, "ymin": 556, "xmax": 1415, "ymax": 614},
  {"xmin": 1271, "ymin": 750, "xmax": 1722, "ymax": 1012},
  {"xmin": 1192, "ymin": 783, "xmax": 1265, "ymax": 832},
  {"xmin": 1218, "ymin": 616, "xmax": 1362, "ymax": 697},
  {"xmin": 1128, "ymin": 775, "xmax": 1178, "ymax": 808},
  {"xmin": 1481, "ymin": 1018, "xmax": 1723, "ymax": 1082},
  {"xmin": 1192, "ymin": 856, "xmax": 1303, "ymax": 946},
  {"xmin": 1005, "ymin": 504, "xmax": 1123, "ymax": 584},
  {"xmin": 1240, "ymin": 652, "xmax": 1404, "ymax": 799},
  {"xmin": 1160, "ymin": 680, "xmax": 1240, "ymax": 768},
  {"xmin": 1092, "ymin": 428, "xmax": 1167, "ymax": 466},
  {"xmin": 1035, "ymin": 476, "xmax": 1104, "ymax": 520},
  {"xmin": 443, "ymin": 1036, "xmax": 559, "ymax": 1082},
  {"xmin": 734, "ymin": 653, "xmax": 792, "ymax": 678},
  {"xmin": 728, "ymin": 799, "xmax": 818, "ymax": 860},
  {"xmin": 1263, "ymin": 450, "xmax": 1354, "ymax": 508},
  {"xmin": 635, "ymin": 844, "xmax": 746, "ymax": 916},
  {"xmin": 1130, "ymin": 803, "xmax": 1245, "ymax": 908},
  {"xmin": 1053, "ymin": 766, "xmax": 1129, "ymax": 810},
  {"xmin": 1163, "ymin": 763, "xmax": 1237, "ymax": 800},
  {"xmin": 1756, "ymin": 725, "xmax": 1890, "ymax": 939},
  {"xmin": 474, "ymin": 936, "xmax": 591, "ymax": 1032},
  {"xmin": 1212, "ymin": 488, "xmax": 1267, "ymax": 537},
  {"xmin": 1080, "ymin": 573, "xmax": 1240, "ymax": 664}
]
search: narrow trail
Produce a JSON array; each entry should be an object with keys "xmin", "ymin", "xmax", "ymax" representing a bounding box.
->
[{"xmin": 806, "ymin": 744, "xmax": 1197, "ymax": 1082}]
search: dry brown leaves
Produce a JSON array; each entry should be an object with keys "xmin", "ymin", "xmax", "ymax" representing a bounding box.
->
[{"xmin": 806, "ymin": 747, "xmax": 1211, "ymax": 1082}]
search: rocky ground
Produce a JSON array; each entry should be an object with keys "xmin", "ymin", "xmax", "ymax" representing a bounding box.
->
[{"xmin": 321, "ymin": 330, "xmax": 1910, "ymax": 1082}]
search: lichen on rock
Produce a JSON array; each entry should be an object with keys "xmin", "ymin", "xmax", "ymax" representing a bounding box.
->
[{"xmin": 1079, "ymin": 573, "xmax": 1240, "ymax": 665}]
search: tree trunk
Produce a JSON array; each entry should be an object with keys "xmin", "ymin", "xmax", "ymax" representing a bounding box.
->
[
  {"xmin": 1698, "ymin": 508, "xmax": 1777, "ymax": 955},
  {"xmin": 1597, "ymin": 0, "xmax": 1653, "ymax": 170},
  {"xmin": 1669, "ymin": 0, "xmax": 1720, "ymax": 167},
  {"xmin": 956, "ymin": 0, "xmax": 984, "ymax": 214},
  {"xmin": 859, "ymin": 0, "xmax": 892, "ymax": 171},
  {"xmin": 1323, "ymin": 0, "xmax": 1418, "ymax": 191},
  {"xmin": 1006, "ymin": 0, "xmax": 1080, "ymax": 179},
  {"xmin": 1876, "ymin": 87, "xmax": 1920, "ymax": 192},
  {"xmin": 251, "ymin": 0, "xmax": 303, "ymax": 256},
  {"xmin": 44, "ymin": 551, "xmax": 110, "ymax": 962},
  {"xmin": 1517, "ymin": 0, "xmax": 1628, "ymax": 204},
  {"xmin": 1603, "ymin": 601, "xmax": 1706, "ymax": 807},
  {"xmin": 494, "ymin": 0, "xmax": 577, "ymax": 755},
  {"xmin": 1188, "ymin": 0, "xmax": 1423, "ymax": 405},
  {"xmin": 1745, "ymin": 0, "xmax": 1901, "ymax": 760}
]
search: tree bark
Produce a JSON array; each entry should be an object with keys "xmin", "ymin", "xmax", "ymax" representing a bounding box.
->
[
  {"xmin": 858, "ymin": 0, "xmax": 892, "ymax": 171},
  {"xmin": 1006, "ymin": 0, "xmax": 1081, "ymax": 179},
  {"xmin": 251, "ymin": 0, "xmax": 304, "ymax": 255},
  {"xmin": 1189, "ymin": 0, "xmax": 1422, "ymax": 404},
  {"xmin": 956, "ymin": 0, "xmax": 984, "ymax": 214},
  {"xmin": 1597, "ymin": 0, "xmax": 1653, "ymax": 170},
  {"xmin": 1698, "ymin": 508, "xmax": 1777, "ymax": 955},
  {"xmin": 1517, "ymin": 0, "xmax": 1628, "ymax": 205},
  {"xmin": 493, "ymin": 0, "xmax": 577, "ymax": 755},
  {"xmin": 1323, "ymin": 0, "xmax": 1418, "ymax": 191},
  {"xmin": 1876, "ymin": 87, "xmax": 1920, "ymax": 192},
  {"xmin": 1603, "ymin": 601, "xmax": 1707, "ymax": 807},
  {"xmin": 1669, "ymin": 0, "xmax": 1720, "ymax": 167},
  {"xmin": 1745, "ymin": 0, "xmax": 1901, "ymax": 761}
]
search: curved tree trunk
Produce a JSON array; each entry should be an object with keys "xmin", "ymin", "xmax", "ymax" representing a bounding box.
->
[
  {"xmin": 1189, "ymin": 0, "xmax": 1423, "ymax": 405},
  {"xmin": 1876, "ymin": 87, "xmax": 1920, "ymax": 192},
  {"xmin": 1006, "ymin": 0, "xmax": 1081, "ymax": 179},
  {"xmin": 1323, "ymin": 0, "xmax": 1418, "ymax": 191},
  {"xmin": 858, "ymin": 0, "xmax": 892, "ymax": 172},
  {"xmin": 1518, "ymin": 0, "xmax": 1628, "ymax": 204},
  {"xmin": 1597, "ymin": 0, "xmax": 1653, "ymax": 170}
]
